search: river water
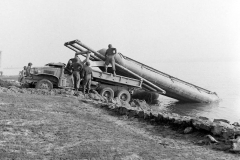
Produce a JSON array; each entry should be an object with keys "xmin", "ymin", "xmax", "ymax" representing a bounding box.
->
[
  {"xmin": 2, "ymin": 61, "xmax": 240, "ymax": 123},
  {"xmin": 150, "ymin": 60, "xmax": 240, "ymax": 123}
]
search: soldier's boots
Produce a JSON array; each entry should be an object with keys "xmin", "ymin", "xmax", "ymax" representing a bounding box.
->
[
  {"xmin": 105, "ymin": 66, "xmax": 108, "ymax": 73},
  {"xmin": 83, "ymin": 88, "xmax": 89, "ymax": 95}
]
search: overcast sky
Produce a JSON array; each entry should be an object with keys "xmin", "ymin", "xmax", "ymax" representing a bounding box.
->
[{"xmin": 0, "ymin": 0, "xmax": 239, "ymax": 68}]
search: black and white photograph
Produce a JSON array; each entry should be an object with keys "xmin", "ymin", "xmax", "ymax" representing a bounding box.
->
[{"xmin": 0, "ymin": 0, "xmax": 239, "ymax": 159}]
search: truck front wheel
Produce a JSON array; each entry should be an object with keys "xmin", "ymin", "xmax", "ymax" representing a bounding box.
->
[
  {"xmin": 35, "ymin": 79, "xmax": 53, "ymax": 90},
  {"xmin": 99, "ymin": 87, "xmax": 114, "ymax": 100},
  {"xmin": 115, "ymin": 89, "xmax": 131, "ymax": 103}
]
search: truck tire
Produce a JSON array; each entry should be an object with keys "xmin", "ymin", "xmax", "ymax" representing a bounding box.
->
[
  {"xmin": 99, "ymin": 87, "xmax": 114, "ymax": 100},
  {"xmin": 115, "ymin": 89, "xmax": 131, "ymax": 103},
  {"xmin": 35, "ymin": 79, "xmax": 53, "ymax": 90}
]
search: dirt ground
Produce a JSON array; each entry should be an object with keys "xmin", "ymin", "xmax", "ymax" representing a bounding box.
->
[{"xmin": 0, "ymin": 91, "xmax": 239, "ymax": 160}]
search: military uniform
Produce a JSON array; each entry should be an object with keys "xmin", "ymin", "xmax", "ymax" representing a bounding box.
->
[
  {"xmin": 82, "ymin": 65, "xmax": 93, "ymax": 94},
  {"xmin": 26, "ymin": 66, "xmax": 31, "ymax": 77},
  {"xmin": 72, "ymin": 58, "xmax": 83, "ymax": 90},
  {"xmin": 64, "ymin": 60, "xmax": 73, "ymax": 75},
  {"xmin": 105, "ymin": 48, "xmax": 116, "ymax": 72}
]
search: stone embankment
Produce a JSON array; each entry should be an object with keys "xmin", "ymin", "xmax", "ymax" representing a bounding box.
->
[{"xmin": 0, "ymin": 78, "xmax": 239, "ymax": 153}]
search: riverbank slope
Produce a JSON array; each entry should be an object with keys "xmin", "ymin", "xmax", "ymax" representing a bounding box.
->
[{"xmin": 0, "ymin": 89, "xmax": 239, "ymax": 159}]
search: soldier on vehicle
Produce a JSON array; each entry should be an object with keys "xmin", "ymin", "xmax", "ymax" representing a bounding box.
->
[
  {"xmin": 82, "ymin": 61, "xmax": 93, "ymax": 95},
  {"xmin": 22, "ymin": 66, "xmax": 27, "ymax": 76},
  {"xmin": 26, "ymin": 62, "xmax": 32, "ymax": 77},
  {"xmin": 105, "ymin": 44, "xmax": 117, "ymax": 76}
]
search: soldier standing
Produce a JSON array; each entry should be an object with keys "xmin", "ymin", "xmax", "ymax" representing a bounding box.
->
[
  {"xmin": 64, "ymin": 60, "xmax": 73, "ymax": 75},
  {"xmin": 72, "ymin": 55, "xmax": 83, "ymax": 90},
  {"xmin": 82, "ymin": 62, "xmax": 93, "ymax": 95},
  {"xmin": 104, "ymin": 44, "xmax": 117, "ymax": 76}
]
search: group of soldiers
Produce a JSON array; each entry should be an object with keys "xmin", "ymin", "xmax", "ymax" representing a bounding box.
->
[
  {"xmin": 65, "ymin": 51, "xmax": 93, "ymax": 95},
  {"xmin": 65, "ymin": 44, "xmax": 117, "ymax": 94},
  {"xmin": 23, "ymin": 62, "xmax": 32, "ymax": 77}
]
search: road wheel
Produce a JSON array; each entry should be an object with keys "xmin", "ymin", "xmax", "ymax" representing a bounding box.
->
[
  {"xmin": 35, "ymin": 79, "xmax": 53, "ymax": 90},
  {"xmin": 99, "ymin": 87, "xmax": 114, "ymax": 100},
  {"xmin": 115, "ymin": 89, "xmax": 131, "ymax": 103}
]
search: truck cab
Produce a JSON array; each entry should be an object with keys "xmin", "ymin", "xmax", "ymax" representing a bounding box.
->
[{"xmin": 19, "ymin": 62, "xmax": 74, "ymax": 89}]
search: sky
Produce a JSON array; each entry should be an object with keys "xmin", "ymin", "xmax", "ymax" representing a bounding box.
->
[{"xmin": 0, "ymin": 0, "xmax": 240, "ymax": 68}]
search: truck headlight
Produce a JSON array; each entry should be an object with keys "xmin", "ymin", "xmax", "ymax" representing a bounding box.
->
[
  {"xmin": 30, "ymin": 68, "xmax": 34, "ymax": 74},
  {"xmin": 35, "ymin": 69, "xmax": 42, "ymax": 74},
  {"xmin": 30, "ymin": 68, "xmax": 41, "ymax": 74}
]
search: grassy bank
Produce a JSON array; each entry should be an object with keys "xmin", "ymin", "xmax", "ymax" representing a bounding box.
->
[{"xmin": 0, "ymin": 91, "xmax": 239, "ymax": 159}]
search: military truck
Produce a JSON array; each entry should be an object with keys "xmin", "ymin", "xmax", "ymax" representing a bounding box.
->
[{"xmin": 18, "ymin": 62, "xmax": 142, "ymax": 102}]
